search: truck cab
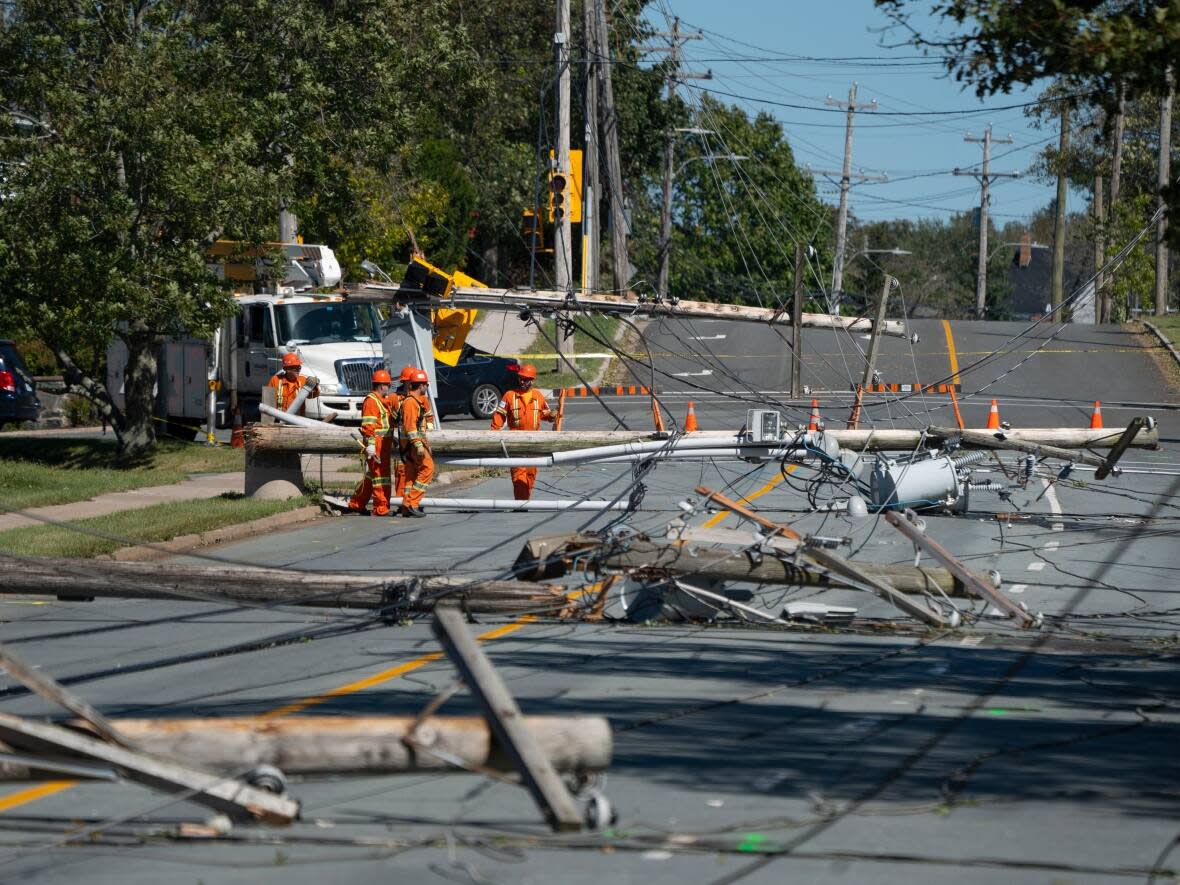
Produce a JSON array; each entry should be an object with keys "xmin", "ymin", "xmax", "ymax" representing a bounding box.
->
[{"xmin": 235, "ymin": 292, "xmax": 385, "ymax": 423}]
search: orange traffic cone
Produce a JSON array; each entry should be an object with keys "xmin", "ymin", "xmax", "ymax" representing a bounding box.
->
[
  {"xmin": 652, "ymin": 398, "xmax": 666, "ymax": 432},
  {"xmin": 986, "ymin": 399, "xmax": 1001, "ymax": 430},
  {"xmin": 1089, "ymin": 400, "xmax": 1103, "ymax": 429},
  {"xmin": 229, "ymin": 408, "xmax": 245, "ymax": 448},
  {"xmin": 684, "ymin": 401, "xmax": 699, "ymax": 432},
  {"xmin": 807, "ymin": 399, "xmax": 821, "ymax": 432}
]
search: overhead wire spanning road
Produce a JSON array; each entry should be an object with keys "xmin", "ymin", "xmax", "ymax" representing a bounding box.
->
[{"xmin": 1, "ymin": 318, "xmax": 1179, "ymax": 883}]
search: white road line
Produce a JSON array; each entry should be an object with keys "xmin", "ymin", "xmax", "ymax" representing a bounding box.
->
[
  {"xmin": 689, "ymin": 335, "xmax": 727, "ymax": 341},
  {"xmin": 1027, "ymin": 561, "xmax": 1046, "ymax": 572},
  {"xmin": 1042, "ymin": 479, "xmax": 1064, "ymax": 532},
  {"xmin": 1008, "ymin": 584, "xmax": 1027, "ymax": 594},
  {"xmin": 1044, "ymin": 540, "xmax": 1060, "ymax": 551},
  {"xmin": 672, "ymin": 370, "xmax": 714, "ymax": 377}
]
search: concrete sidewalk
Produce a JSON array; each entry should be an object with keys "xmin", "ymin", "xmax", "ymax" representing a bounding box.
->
[{"xmin": 0, "ymin": 472, "xmax": 245, "ymax": 532}]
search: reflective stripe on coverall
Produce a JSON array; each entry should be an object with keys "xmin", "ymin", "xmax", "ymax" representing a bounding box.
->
[
  {"xmin": 400, "ymin": 392, "xmax": 434, "ymax": 509},
  {"xmin": 348, "ymin": 392, "xmax": 393, "ymax": 515},
  {"xmin": 490, "ymin": 388, "xmax": 554, "ymax": 500},
  {"xmin": 267, "ymin": 373, "xmax": 318, "ymax": 417}
]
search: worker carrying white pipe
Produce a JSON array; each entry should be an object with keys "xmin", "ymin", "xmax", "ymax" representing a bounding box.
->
[
  {"xmin": 399, "ymin": 369, "xmax": 434, "ymax": 518},
  {"xmin": 348, "ymin": 369, "xmax": 395, "ymax": 516},
  {"xmin": 267, "ymin": 352, "xmax": 319, "ymax": 416},
  {"xmin": 490, "ymin": 363, "xmax": 555, "ymax": 500}
]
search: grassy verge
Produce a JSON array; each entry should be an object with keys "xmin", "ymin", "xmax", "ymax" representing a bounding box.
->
[
  {"xmin": 0, "ymin": 437, "xmax": 243, "ymax": 511},
  {"xmin": 0, "ymin": 494, "xmax": 312, "ymax": 558},
  {"xmin": 525, "ymin": 315, "xmax": 623, "ymax": 390},
  {"xmin": 1149, "ymin": 315, "xmax": 1180, "ymax": 348}
]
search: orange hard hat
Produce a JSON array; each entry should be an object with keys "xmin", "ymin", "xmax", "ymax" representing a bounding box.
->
[
  {"xmin": 517, "ymin": 363, "xmax": 538, "ymax": 380},
  {"xmin": 410, "ymin": 369, "xmax": 429, "ymax": 384},
  {"xmin": 372, "ymin": 369, "xmax": 392, "ymax": 385},
  {"xmin": 281, "ymin": 353, "xmax": 301, "ymax": 368},
  {"xmin": 399, "ymin": 365, "xmax": 417, "ymax": 382}
]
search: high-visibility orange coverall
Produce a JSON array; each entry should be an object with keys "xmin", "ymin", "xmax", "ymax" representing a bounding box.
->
[
  {"xmin": 267, "ymin": 373, "xmax": 318, "ymax": 417},
  {"xmin": 490, "ymin": 388, "xmax": 554, "ymax": 500},
  {"xmin": 393, "ymin": 387, "xmax": 433, "ymax": 498},
  {"xmin": 400, "ymin": 392, "xmax": 434, "ymax": 510},
  {"xmin": 349, "ymin": 392, "xmax": 394, "ymax": 516}
]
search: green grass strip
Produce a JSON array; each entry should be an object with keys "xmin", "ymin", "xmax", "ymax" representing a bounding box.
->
[
  {"xmin": 0, "ymin": 494, "xmax": 311, "ymax": 559},
  {"xmin": 0, "ymin": 437, "xmax": 244, "ymax": 511}
]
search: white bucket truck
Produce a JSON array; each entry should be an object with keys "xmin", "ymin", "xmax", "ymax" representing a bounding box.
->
[{"xmin": 107, "ymin": 242, "xmax": 385, "ymax": 438}]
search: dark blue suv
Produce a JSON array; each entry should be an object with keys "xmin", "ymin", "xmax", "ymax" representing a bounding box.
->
[
  {"xmin": 0, "ymin": 341, "xmax": 41, "ymax": 427},
  {"xmin": 435, "ymin": 345, "xmax": 521, "ymax": 420}
]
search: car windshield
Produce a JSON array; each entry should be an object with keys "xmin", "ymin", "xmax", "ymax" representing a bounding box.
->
[{"xmin": 274, "ymin": 302, "xmax": 382, "ymax": 346}]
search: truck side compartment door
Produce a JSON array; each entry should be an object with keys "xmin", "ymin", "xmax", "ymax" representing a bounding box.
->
[{"xmin": 245, "ymin": 305, "xmax": 273, "ymax": 386}]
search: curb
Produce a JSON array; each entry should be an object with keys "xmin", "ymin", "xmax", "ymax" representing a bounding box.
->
[
  {"xmin": 104, "ymin": 505, "xmax": 323, "ymax": 562},
  {"xmin": 1144, "ymin": 321, "xmax": 1180, "ymax": 370}
]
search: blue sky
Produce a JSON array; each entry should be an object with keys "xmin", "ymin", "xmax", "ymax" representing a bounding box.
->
[{"xmin": 642, "ymin": 0, "xmax": 1063, "ymax": 227}]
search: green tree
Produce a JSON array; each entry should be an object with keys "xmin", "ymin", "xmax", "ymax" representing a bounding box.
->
[
  {"xmin": 0, "ymin": 0, "xmax": 484, "ymax": 456},
  {"xmin": 874, "ymin": 1, "xmax": 1180, "ymax": 240},
  {"xmin": 630, "ymin": 95, "xmax": 829, "ymax": 307}
]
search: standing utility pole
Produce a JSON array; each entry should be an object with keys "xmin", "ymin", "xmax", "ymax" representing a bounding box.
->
[
  {"xmin": 648, "ymin": 17, "xmax": 707, "ymax": 301},
  {"xmin": 1094, "ymin": 171, "xmax": 1105, "ymax": 321},
  {"xmin": 1050, "ymin": 105, "xmax": 1070, "ymax": 311},
  {"xmin": 1107, "ymin": 87, "xmax": 1126, "ymax": 323},
  {"xmin": 1157, "ymin": 70, "xmax": 1173, "ymax": 317},
  {"xmin": 592, "ymin": 0, "xmax": 630, "ymax": 295},
  {"xmin": 581, "ymin": 0, "xmax": 600, "ymax": 295},
  {"xmin": 955, "ymin": 125, "xmax": 1018, "ymax": 319},
  {"xmin": 553, "ymin": 0, "xmax": 574, "ymax": 366},
  {"xmin": 824, "ymin": 84, "xmax": 878, "ymax": 307},
  {"xmin": 791, "ymin": 242, "xmax": 805, "ymax": 399}
]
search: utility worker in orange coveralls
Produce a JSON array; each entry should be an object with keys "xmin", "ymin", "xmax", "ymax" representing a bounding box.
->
[
  {"xmin": 490, "ymin": 363, "xmax": 555, "ymax": 500},
  {"xmin": 348, "ymin": 369, "xmax": 395, "ymax": 516},
  {"xmin": 267, "ymin": 353, "xmax": 319, "ymax": 416},
  {"xmin": 392, "ymin": 365, "xmax": 418, "ymax": 499},
  {"xmin": 398, "ymin": 369, "xmax": 433, "ymax": 518}
]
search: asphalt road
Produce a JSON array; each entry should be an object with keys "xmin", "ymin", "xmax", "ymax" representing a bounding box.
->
[{"xmin": 2, "ymin": 318, "xmax": 1179, "ymax": 884}]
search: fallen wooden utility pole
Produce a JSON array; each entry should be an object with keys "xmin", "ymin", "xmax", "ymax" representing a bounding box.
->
[
  {"xmin": 687, "ymin": 489, "xmax": 947, "ymax": 626},
  {"xmin": 883, "ymin": 510, "xmax": 1037, "ymax": 628},
  {"xmin": 0, "ymin": 715, "xmax": 612, "ymax": 782},
  {"xmin": 925, "ymin": 426, "xmax": 1149, "ymax": 471},
  {"xmin": 432, "ymin": 606, "xmax": 586, "ymax": 832},
  {"xmin": 0, "ymin": 556, "xmax": 567, "ymax": 615},
  {"xmin": 348, "ymin": 282, "xmax": 910, "ymax": 338},
  {"xmin": 596, "ymin": 537, "xmax": 970, "ymax": 598},
  {"xmin": 246, "ymin": 424, "xmax": 1159, "ymax": 457},
  {"xmin": 0, "ymin": 714, "xmax": 301, "ymax": 824}
]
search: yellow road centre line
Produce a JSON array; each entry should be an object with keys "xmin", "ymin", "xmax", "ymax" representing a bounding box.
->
[
  {"xmin": 702, "ymin": 467, "xmax": 794, "ymax": 528},
  {"xmin": 0, "ymin": 612, "xmax": 543, "ymax": 812},
  {"xmin": 0, "ymin": 781, "xmax": 74, "ymax": 812}
]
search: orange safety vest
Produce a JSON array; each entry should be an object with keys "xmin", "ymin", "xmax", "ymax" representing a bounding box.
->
[
  {"xmin": 359, "ymin": 391, "xmax": 392, "ymax": 439},
  {"xmin": 491, "ymin": 387, "xmax": 552, "ymax": 431},
  {"xmin": 400, "ymin": 392, "xmax": 431, "ymax": 450},
  {"xmin": 267, "ymin": 373, "xmax": 315, "ymax": 413}
]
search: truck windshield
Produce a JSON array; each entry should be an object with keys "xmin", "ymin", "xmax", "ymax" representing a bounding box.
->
[{"xmin": 274, "ymin": 302, "xmax": 382, "ymax": 346}]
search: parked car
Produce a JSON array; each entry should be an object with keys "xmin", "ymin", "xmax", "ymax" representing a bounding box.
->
[
  {"xmin": 434, "ymin": 345, "xmax": 521, "ymax": 420},
  {"xmin": 0, "ymin": 340, "xmax": 40, "ymax": 427}
]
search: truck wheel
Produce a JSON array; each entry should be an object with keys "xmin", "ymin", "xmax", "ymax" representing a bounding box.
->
[
  {"xmin": 470, "ymin": 384, "xmax": 500, "ymax": 419},
  {"xmin": 164, "ymin": 416, "xmax": 200, "ymax": 441}
]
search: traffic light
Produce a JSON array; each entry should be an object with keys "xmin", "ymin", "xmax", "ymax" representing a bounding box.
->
[
  {"xmin": 546, "ymin": 149, "xmax": 583, "ymax": 223},
  {"xmin": 521, "ymin": 209, "xmax": 547, "ymax": 252},
  {"xmin": 548, "ymin": 171, "xmax": 569, "ymax": 224}
]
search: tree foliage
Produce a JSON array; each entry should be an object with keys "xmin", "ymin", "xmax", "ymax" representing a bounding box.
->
[
  {"xmin": 875, "ymin": 0, "xmax": 1180, "ymax": 102},
  {"xmin": 845, "ymin": 214, "xmax": 1011, "ymax": 319},
  {"xmin": 629, "ymin": 95, "xmax": 830, "ymax": 306},
  {"xmin": 0, "ymin": 0, "xmax": 484, "ymax": 454}
]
